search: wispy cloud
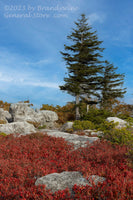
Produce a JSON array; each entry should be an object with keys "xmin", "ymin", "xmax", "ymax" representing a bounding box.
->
[
  {"xmin": 0, "ymin": 48, "xmax": 59, "ymax": 89},
  {"xmin": 24, "ymin": 59, "xmax": 53, "ymax": 66},
  {"xmin": 112, "ymin": 28, "xmax": 133, "ymax": 47},
  {"xmin": 88, "ymin": 13, "xmax": 106, "ymax": 24},
  {"xmin": 22, "ymin": 81, "xmax": 59, "ymax": 89},
  {"xmin": 0, "ymin": 72, "xmax": 14, "ymax": 83},
  {"xmin": 0, "ymin": 72, "xmax": 59, "ymax": 89}
]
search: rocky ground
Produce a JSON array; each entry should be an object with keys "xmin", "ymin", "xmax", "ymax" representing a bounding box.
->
[{"xmin": 37, "ymin": 129, "xmax": 99, "ymax": 149}]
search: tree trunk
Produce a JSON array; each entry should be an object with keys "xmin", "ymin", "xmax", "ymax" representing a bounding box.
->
[
  {"xmin": 75, "ymin": 95, "xmax": 80, "ymax": 120},
  {"xmin": 87, "ymin": 104, "xmax": 89, "ymax": 112}
]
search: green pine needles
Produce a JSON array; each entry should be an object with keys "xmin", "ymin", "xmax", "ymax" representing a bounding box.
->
[
  {"xmin": 60, "ymin": 14, "xmax": 126, "ymax": 119},
  {"xmin": 100, "ymin": 60, "xmax": 126, "ymax": 109}
]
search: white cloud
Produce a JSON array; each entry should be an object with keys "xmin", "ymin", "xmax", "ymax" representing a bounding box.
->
[
  {"xmin": 88, "ymin": 13, "xmax": 106, "ymax": 24},
  {"xmin": 24, "ymin": 59, "xmax": 52, "ymax": 66},
  {"xmin": 0, "ymin": 72, "xmax": 14, "ymax": 82},
  {"xmin": 0, "ymin": 48, "xmax": 59, "ymax": 89},
  {"xmin": 112, "ymin": 29, "xmax": 133, "ymax": 47},
  {"xmin": 23, "ymin": 80, "xmax": 59, "ymax": 89},
  {"xmin": 0, "ymin": 72, "xmax": 59, "ymax": 89}
]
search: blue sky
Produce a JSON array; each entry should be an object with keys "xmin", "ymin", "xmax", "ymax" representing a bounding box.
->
[{"xmin": 0, "ymin": 0, "xmax": 133, "ymax": 108}]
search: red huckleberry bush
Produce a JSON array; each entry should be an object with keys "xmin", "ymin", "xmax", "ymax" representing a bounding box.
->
[{"xmin": 0, "ymin": 133, "xmax": 132, "ymax": 199}]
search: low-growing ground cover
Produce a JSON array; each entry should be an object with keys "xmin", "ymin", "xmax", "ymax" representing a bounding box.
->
[{"xmin": 0, "ymin": 133, "xmax": 132, "ymax": 199}]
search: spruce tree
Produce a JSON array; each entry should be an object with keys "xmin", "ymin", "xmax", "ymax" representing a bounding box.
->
[
  {"xmin": 100, "ymin": 60, "xmax": 126, "ymax": 109},
  {"xmin": 60, "ymin": 14, "xmax": 104, "ymax": 119}
]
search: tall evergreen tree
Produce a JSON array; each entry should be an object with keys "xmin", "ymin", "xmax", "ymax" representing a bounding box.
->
[
  {"xmin": 100, "ymin": 60, "xmax": 126, "ymax": 109},
  {"xmin": 59, "ymin": 14, "xmax": 104, "ymax": 119}
]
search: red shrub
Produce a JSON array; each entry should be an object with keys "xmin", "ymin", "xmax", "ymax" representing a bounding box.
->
[{"xmin": 0, "ymin": 134, "xmax": 132, "ymax": 199}]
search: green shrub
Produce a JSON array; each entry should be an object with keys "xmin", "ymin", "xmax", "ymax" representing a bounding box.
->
[
  {"xmin": 97, "ymin": 121, "xmax": 118, "ymax": 131},
  {"xmin": 73, "ymin": 124, "xmax": 83, "ymax": 130},
  {"xmin": 102, "ymin": 127, "xmax": 133, "ymax": 146},
  {"xmin": 73, "ymin": 120, "xmax": 95, "ymax": 130},
  {"xmin": 81, "ymin": 109, "xmax": 114, "ymax": 125},
  {"xmin": 38, "ymin": 125, "xmax": 47, "ymax": 129},
  {"xmin": 102, "ymin": 127, "xmax": 133, "ymax": 168},
  {"xmin": 0, "ymin": 132, "xmax": 7, "ymax": 136},
  {"xmin": 124, "ymin": 117, "xmax": 133, "ymax": 125},
  {"xmin": 117, "ymin": 113, "xmax": 130, "ymax": 120},
  {"xmin": 99, "ymin": 123, "xmax": 133, "ymax": 168},
  {"xmin": 81, "ymin": 121, "xmax": 95, "ymax": 130},
  {"xmin": 66, "ymin": 128, "xmax": 74, "ymax": 133}
]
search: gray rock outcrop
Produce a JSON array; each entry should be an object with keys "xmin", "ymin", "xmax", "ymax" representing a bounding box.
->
[
  {"xmin": 0, "ymin": 121, "xmax": 36, "ymax": 135},
  {"xmin": 35, "ymin": 171, "xmax": 90, "ymax": 193},
  {"xmin": 9, "ymin": 103, "xmax": 37, "ymax": 122},
  {"xmin": 35, "ymin": 171, "xmax": 105, "ymax": 194},
  {"xmin": 60, "ymin": 122, "xmax": 74, "ymax": 132},
  {"xmin": 88, "ymin": 175, "xmax": 106, "ymax": 185},
  {"xmin": 0, "ymin": 108, "xmax": 12, "ymax": 123},
  {"xmin": 36, "ymin": 110, "xmax": 58, "ymax": 127},
  {"xmin": 106, "ymin": 117, "xmax": 128, "ymax": 128},
  {"xmin": 42, "ymin": 130, "xmax": 99, "ymax": 149},
  {"xmin": 9, "ymin": 103, "xmax": 58, "ymax": 128}
]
